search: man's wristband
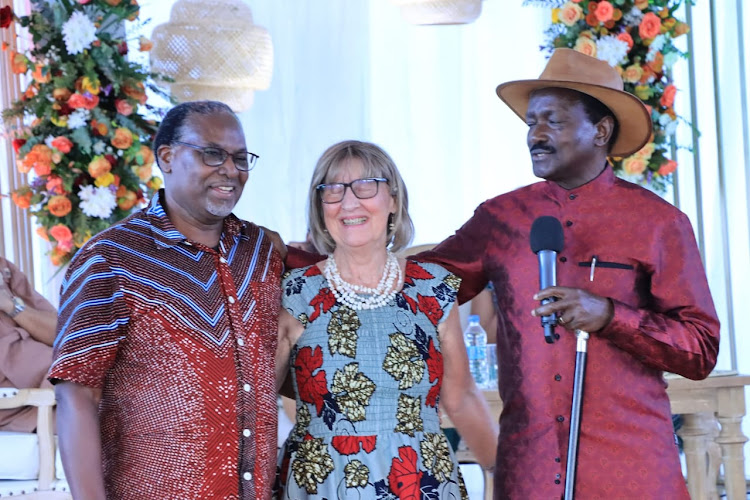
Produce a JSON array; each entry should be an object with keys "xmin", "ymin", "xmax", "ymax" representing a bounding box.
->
[{"xmin": 8, "ymin": 296, "xmax": 25, "ymax": 318}]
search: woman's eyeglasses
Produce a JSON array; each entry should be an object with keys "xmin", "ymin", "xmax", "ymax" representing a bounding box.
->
[
  {"xmin": 173, "ymin": 141, "xmax": 259, "ymax": 171},
  {"xmin": 316, "ymin": 177, "xmax": 389, "ymax": 204}
]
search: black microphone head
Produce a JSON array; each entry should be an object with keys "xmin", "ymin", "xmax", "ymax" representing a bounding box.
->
[{"xmin": 530, "ymin": 216, "xmax": 564, "ymax": 254}]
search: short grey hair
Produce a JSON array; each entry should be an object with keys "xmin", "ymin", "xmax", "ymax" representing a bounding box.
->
[{"xmin": 307, "ymin": 140, "xmax": 414, "ymax": 254}]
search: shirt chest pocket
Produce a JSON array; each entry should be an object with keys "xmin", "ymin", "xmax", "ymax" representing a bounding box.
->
[{"xmin": 577, "ymin": 255, "xmax": 642, "ymax": 304}]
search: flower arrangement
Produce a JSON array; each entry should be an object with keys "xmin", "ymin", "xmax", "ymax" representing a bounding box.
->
[
  {"xmin": 2, "ymin": 0, "xmax": 167, "ymax": 266},
  {"xmin": 525, "ymin": 0, "xmax": 693, "ymax": 194}
]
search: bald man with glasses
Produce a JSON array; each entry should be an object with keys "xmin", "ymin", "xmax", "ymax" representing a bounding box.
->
[{"xmin": 50, "ymin": 101, "xmax": 283, "ymax": 500}]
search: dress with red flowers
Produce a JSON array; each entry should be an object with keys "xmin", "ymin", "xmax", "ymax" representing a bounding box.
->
[{"xmin": 274, "ymin": 260, "xmax": 468, "ymax": 499}]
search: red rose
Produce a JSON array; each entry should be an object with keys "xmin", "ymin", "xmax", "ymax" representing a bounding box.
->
[
  {"xmin": 660, "ymin": 84, "xmax": 677, "ymax": 108},
  {"xmin": 12, "ymin": 138, "xmax": 26, "ymax": 154},
  {"xmin": 0, "ymin": 6, "xmax": 13, "ymax": 29}
]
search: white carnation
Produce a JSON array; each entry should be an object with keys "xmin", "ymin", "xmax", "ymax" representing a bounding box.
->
[
  {"xmin": 596, "ymin": 36, "xmax": 629, "ymax": 67},
  {"xmin": 93, "ymin": 141, "xmax": 106, "ymax": 155},
  {"xmin": 623, "ymin": 8, "xmax": 644, "ymax": 27},
  {"xmin": 44, "ymin": 135, "xmax": 56, "ymax": 148},
  {"xmin": 61, "ymin": 11, "xmax": 98, "ymax": 55},
  {"xmin": 79, "ymin": 185, "xmax": 117, "ymax": 219},
  {"xmin": 67, "ymin": 109, "xmax": 90, "ymax": 129}
]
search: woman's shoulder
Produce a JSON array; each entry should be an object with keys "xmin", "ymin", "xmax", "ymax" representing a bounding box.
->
[{"xmin": 404, "ymin": 259, "xmax": 459, "ymax": 282}]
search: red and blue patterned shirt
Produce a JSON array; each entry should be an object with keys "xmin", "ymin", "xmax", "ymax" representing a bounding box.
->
[{"xmin": 49, "ymin": 191, "xmax": 282, "ymax": 500}]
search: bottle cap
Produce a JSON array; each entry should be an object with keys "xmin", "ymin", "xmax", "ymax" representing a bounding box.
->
[{"xmin": 468, "ymin": 314, "xmax": 480, "ymax": 323}]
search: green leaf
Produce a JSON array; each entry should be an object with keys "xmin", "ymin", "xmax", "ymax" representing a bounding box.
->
[{"xmin": 70, "ymin": 127, "xmax": 93, "ymax": 155}]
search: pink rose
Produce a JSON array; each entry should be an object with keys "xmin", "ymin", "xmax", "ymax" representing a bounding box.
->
[{"xmin": 115, "ymin": 99, "xmax": 134, "ymax": 116}]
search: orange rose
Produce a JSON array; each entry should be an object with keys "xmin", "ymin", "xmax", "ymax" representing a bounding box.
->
[
  {"xmin": 660, "ymin": 84, "xmax": 677, "ymax": 108},
  {"xmin": 594, "ymin": 1, "xmax": 613, "ymax": 22},
  {"xmin": 36, "ymin": 227, "xmax": 50, "ymax": 242},
  {"xmin": 647, "ymin": 51, "xmax": 664, "ymax": 74},
  {"xmin": 559, "ymin": 2, "xmax": 583, "ymax": 26},
  {"xmin": 50, "ymin": 246, "xmax": 69, "ymax": 266},
  {"xmin": 135, "ymin": 164, "xmax": 152, "ymax": 182},
  {"xmin": 49, "ymin": 224, "xmax": 73, "ymax": 244},
  {"xmin": 634, "ymin": 142, "xmax": 655, "ymax": 160},
  {"xmin": 32, "ymin": 64, "xmax": 50, "ymax": 83},
  {"xmin": 47, "ymin": 195, "xmax": 73, "ymax": 217},
  {"xmin": 663, "ymin": 18, "xmax": 677, "ymax": 31},
  {"xmin": 22, "ymin": 144, "xmax": 53, "ymax": 176},
  {"xmin": 51, "ymin": 136, "xmax": 74, "ymax": 154},
  {"xmin": 674, "ymin": 22, "xmax": 690, "ymax": 37},
  {"xmin": 634, "ymin": 0, "xmax": 649, "ymax": 9},
  {"xmin": 137, "ymin": 145, "xmax": 155, "ymax": 168},
  {"xmin": 585, "ymin": 9, "xmax": 599, "ymax": 27},
  {"xmin": 115, "ymin": 99, "xmax": 134, "ymax": 116},
  {"xmin": 46, "ymin": 175, "xmax": 66, "ymax": 194},
  {"xmin": 11, "ymin": 189, "xmax": 32, "ymax": 209},
  {"xmin": 658, "ymin": 159, "xmax": 677, "ymax": 176},
  {"xmin": 574, "ymin": 37, "xmax": 597, "ymax": 58},
  {"xmin": 117, "ymin": 189, "xmax": 138, "ymax": 210},
  {"xmin": 91, "ymin": 119, "xmax": 108, "ymax": 136},
  {"xmin": 138, "ymin": 36, "xmax": 153, "ymax": 52},
  {"xmin": 104, "ymin": 0, "xmax": 122, "ymax": 4},
  {"xmin": 10, "ymin": 51, "xmax": 27, "ymax": 74},
  {"xmin": 622, "ymin": 64, "xmax": 643, "ymax": 84},
  {"xmin": 622, "ymin": 156, "xmax": 648, "ymax": 175},
  {"xmin": 68, "ymin": 92, "xmax": 100, "ymax": 110},
  {"xmin": 123, "ymin": 81, "xmax": 147, "ymax": 105},
  {"xmin": 88, "ymin": 155, "xmax": 112, "ymax": 179},
  {"xmin": 111, "ymin": 127, "xmax": 134, "ymax": 150},
  {"xmin": 639, "ymin": 12, "xmax": 661, "ymax": 40},
  {"xmin": 52, "ymin": 88, "xmax": 72, "ymax": 101}
]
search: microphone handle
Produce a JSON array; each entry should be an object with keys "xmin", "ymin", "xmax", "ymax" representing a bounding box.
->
[{"xmin": 538, "ymin": 250, "xmax": 558, "ymax": 343}]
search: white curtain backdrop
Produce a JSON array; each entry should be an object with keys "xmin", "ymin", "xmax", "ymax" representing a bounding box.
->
[{"xmin": 137, "ymin": 0, "xmax": 548, "ymax": 246}]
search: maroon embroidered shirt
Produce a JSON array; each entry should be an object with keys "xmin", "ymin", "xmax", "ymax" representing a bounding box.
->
[
  {"xmin": 49, "ymin": 193, "xmax": 282, "ymax": 500},
  {"xmin": 419, "ymin": 167, "xmax": 719, "ymax": 499}
]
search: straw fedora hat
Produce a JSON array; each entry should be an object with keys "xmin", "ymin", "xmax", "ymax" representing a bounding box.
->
[{"xmin": 496, "ymin": 48, "xmax": 652, "ymax": 157}]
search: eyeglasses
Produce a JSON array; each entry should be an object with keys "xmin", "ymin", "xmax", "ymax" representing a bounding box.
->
[
  {"xmin": 316, "ymin": 177, "xmax": 389, "ymax": 204},
  {"xmin": 172, "ymin": 141, "xmax": 259, "ymax": 172}
]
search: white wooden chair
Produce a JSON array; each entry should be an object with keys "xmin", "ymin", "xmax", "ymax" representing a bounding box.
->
[{"xmin": 0, "ymin": 388, "xmax": 70, "ymax": 499}]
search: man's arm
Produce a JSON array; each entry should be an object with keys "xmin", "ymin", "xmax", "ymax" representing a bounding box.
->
[
  {"xmin": 55, "ymin": 381, "xmax": 107, "ymax": 500},
  {"xmin": 414, "ymin": 203, "xmax": 492, "ymax": 304}
]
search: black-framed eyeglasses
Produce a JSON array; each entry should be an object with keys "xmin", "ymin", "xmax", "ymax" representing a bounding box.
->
[
  {"xmin": 316, "ymin": 177, "xmax": 389, "ymax": 204},
  {"xmin": 172, "ymin": 141, "xmax": 259, "ymax": 172}
]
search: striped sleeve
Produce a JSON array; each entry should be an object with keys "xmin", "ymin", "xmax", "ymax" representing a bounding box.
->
[{"xmin": 48, "ymin": 243, "xmax": 130, "ymax": 388}]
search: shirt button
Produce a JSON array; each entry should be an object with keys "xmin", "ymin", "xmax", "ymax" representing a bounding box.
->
[
  {"xmin": 243, "ymin": 383, "xmax": 250, "ymax": 392},
  {"xmin": 219, "ymin": 256, "xmax": 227, "ymax": 264},
  {"xmin": 556, "ymin": 415, "xmax": 565, "ymax": 422},
  {"xmin": 559, "ymin": 257, "xmax": 567, "ymax": 263},
  {"xmin": 555, "ymin": 479, "xmax": 561, "ymax": 485},
  {"xmin": 243, "ymin": 472, "xmax": 252, "ymax": 481},
  {"xmin": 569, "ymin": 194, "xmax": 577, "ymax": 200},
  {"xmin": 556, "ymin": 473, "xmax": 561, "ymax": 479},
  {"xmin": 555, "ymin": 457, "xmax": 561, "ymax": 463},
  {"xmin": 237, "ymin": 338, "xmax": 245, "ymax": 347},
  {"xmin": 554, "ymin": 374, "xmax": 562, "ymax": 381},
  {"xmin": 243, "ymin": 429, "xmax": 251, "ymax": 437},
  {"xmin": 228, "ymin": 296, "xmax": 236, "ymax": 304},
  {"xmin": 565, "ymin": 220, "xmax": 573, "ymax": 227}
]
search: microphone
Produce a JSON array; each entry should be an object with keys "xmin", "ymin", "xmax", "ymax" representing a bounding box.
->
[{"xmin": 530, "ymin": 216, "xmax": 564, "ymax": 344}]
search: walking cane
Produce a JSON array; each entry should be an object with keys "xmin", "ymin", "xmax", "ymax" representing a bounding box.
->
[{"xmin": 564, "ymin": 329, "xmax": 589, "ymax": 500}]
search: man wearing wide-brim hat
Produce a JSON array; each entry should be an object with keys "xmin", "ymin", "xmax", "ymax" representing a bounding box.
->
[{"xmin": 420, "ymin": 48, "xmax": 719, "ymax": 499}]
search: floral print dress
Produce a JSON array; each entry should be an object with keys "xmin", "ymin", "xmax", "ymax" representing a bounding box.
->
[{"xmin": 275, "ymin": 260, "xmax": 468, "ymax": 499}]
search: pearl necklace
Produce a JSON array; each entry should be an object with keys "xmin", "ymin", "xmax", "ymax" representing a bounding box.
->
[{"xmin": 324, "ymin": 251, "xmax": 402, "ymax": 310}]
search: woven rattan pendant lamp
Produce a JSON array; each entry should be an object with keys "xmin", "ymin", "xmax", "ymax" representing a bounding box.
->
[
  {"xmin": 150, "ymin": 0, "xmax": 273, "ymax": 112},
  {"xmin": 390, "ymin": 0, "xmax": 483, "ymax": 25}
]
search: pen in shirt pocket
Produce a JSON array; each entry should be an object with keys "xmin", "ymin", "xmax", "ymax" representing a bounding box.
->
[{"xmin": 589, "ymin": 255, "xmax": 597, "ymax": 282}]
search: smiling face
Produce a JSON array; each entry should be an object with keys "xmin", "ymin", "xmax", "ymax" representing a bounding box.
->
[
  {"xmin": 159, "ymin": 111, "xmax": 248, "ymax": 238},
  {"xmin": 322, "ymin": 157, "xmax": 396, "ymax": 255},
  {"xmin": 526, "ymin": 88, "xmax": 613, "ymax": 189}
]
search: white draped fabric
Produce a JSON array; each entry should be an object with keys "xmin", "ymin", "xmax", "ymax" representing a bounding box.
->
[{"xmin": 139, "ymin": 1, "xmax": 548, "ymax": 245}]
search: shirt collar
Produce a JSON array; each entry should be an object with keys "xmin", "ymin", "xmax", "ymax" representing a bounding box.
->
[
  {"xmin": 145, "ymin": 189, "xmax": 246, "ymax": 250},
  {"xmin": 543, "ymin": 164, "xmax": 615, "ymax": 203}
]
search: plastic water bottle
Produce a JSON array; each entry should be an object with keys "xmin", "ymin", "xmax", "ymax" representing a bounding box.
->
[{"xmin": 464, "ymin": 314, "xmax": 489, "ymax": 388}]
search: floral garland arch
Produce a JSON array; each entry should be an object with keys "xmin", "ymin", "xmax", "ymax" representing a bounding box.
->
[
  {"xmin": 525, "ymin": 0, "xmax": 692, "ymax": 194},
  {"xmin": 1, "ymin": 0, "xmax": 167, "ymax": 266}
]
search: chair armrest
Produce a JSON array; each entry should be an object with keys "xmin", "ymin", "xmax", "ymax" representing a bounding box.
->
[{"xmin": 0, "ymin": 388, "xmax": 57, "ymax": 488}]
